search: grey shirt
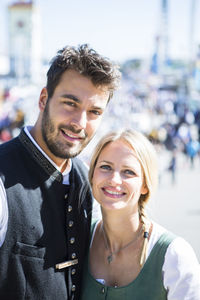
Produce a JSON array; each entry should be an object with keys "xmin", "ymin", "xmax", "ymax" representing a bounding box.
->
[{"xmin": 0, "ymin": 178, "xmax": 8, "ymax": 247}]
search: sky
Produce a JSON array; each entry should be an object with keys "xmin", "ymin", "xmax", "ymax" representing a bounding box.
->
[{"xmin": 0, "ymin": 0, "xmax": 200, "ymax": 64}]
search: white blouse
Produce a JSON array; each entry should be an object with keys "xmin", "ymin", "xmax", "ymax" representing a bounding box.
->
[{"xmin": 149, "ymin": 222, "xmax": 200, "ymax": 300}]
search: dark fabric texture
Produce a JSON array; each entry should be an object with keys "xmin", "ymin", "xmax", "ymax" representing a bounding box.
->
[{"xmin": 0, "ymin": 128, "xmax": 93, "ymax": 300}]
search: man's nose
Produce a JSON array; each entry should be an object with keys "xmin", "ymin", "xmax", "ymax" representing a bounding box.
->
[{"xmin": 70, "ymin": 111, "xmax": 87, "ymax": 130}]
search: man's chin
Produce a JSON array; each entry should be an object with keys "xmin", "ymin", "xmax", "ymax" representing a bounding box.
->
[
  {"xmin": 64, "ymin": 147, "xmax": 83, "ymax": 158},
  {"xmin": 57, "ymin": 140, "xmax": 88, "ymax": 158}
]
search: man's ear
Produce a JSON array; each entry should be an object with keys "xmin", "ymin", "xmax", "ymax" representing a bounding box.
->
[{"xmin": 39, "ymin": 87, "xmax": 48, "ymax": 111}]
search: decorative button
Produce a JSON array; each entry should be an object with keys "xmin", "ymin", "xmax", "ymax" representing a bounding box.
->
[
  {"xmin": 101, "ymin": 287, "xmax": 105, "ymax": 294},
  {"xmin": 64, "ymin": 194, "xmax": 68, "ymax": 199},
  {"xmin": 70, "ymin": 237, "xmax": 75, "ymax": 244},
  {"xmin": 71, "ymin": 284, "xmax": 76, "ymax": 292},
  {"xmin": 71, "ymin": 268, "xmax": 76, "ymax": 275},
  {"xmin": 71, "ymin": 253, "xmax": 76, "ymax": 259},
  {"xmin": 69, "ymin": 220, "xmax": 74, "ymax": 227},
  {"xmin": 68, "ymin": 205, "xmax": 72, "ymax": 212}
]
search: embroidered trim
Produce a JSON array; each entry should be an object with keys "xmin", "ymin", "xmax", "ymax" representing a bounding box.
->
[{"xmin": 19, "ymin": 129, "xmax": 63, "ymax": 182}]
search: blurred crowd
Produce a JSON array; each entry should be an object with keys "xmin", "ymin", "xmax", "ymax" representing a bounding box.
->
[
  {"xmin": 0, "ymin": 87, "xmax": 25, "ymax": 142},
  {"xmin": 1, "ymin": 62, "xmax": 200, "ymax": 184}
]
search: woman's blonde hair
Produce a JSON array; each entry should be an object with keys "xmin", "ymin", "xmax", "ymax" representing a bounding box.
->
[{"xmin": 89, "ymin": 129, "xmax": 158, "ymax": 210}]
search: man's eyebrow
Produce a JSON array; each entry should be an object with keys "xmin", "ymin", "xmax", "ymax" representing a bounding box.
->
[
  {"xmin": 61, "ymin": 94, "xmax": 81, "ymax": 103},
  {"xmin": 91, "ymin": 105, "xmax": 104, "ymax": 111},
  {"xmin": 61, "ymin": 94, "xmax": 105, "ymax": 110}
]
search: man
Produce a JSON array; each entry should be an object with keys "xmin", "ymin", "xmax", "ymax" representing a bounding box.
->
[{"xmin": 0, "ymin": 44, "xmax": 120, "ymax": 300}]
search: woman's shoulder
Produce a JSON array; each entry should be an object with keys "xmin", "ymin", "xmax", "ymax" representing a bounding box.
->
[
  {"xmin": 147, "ymin": 221, "xmax": 169, "ymax": 255},
  {"xmin": 149, "ymin": 222, "xmax": 199, "ymax": 265},
  {"xmin": 91, "ymin": 219, "xmax": 100, "ymax": 232},
  {"xmin": 164, "ymin": 235, "xmax": 200, "ymax": 269},
  {"xmin": 163, "ymin": 237, "xmax": 200, "ymax": 299},
  {"xmin": 150, "ymin": 222, "xmax": 199, "ymax": 262},
  {"xmin": 89, "ymin": 219, "xmax": 101, "ymax": 247},
  {"xmin": 149, "ymin": 222, "xmax": 200, "ymax": 298}
]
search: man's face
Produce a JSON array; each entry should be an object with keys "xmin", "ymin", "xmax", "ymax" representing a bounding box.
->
[{"xmin": 39, "ymin": 69, "xmax": 109, "ymax": 164}]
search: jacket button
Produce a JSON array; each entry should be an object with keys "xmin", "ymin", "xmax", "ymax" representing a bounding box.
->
[
  {"xmin": 68, "ymin": 205, "xmax": 72, "ymax": 212},
  {"xmin": 64, "ymin": 194, "xmax": 68, "ymax": 199},
  {"xmin": 71, "ymin": 268, "xmax": 76, "ymax": 275},
  {"xmin": 69, "ymin": 220, "xmax": 74, "ymax": 227},
  {"xmin": 71, "ymin": 253, "xmax": 76, "ymax": 259},
  {"xmin": 70, "ymin": 237, "xmax": 75, "ymax": 244},
  {"xmin": 72, "ymin": 285, "xmax": 76, "ymax": 292}
]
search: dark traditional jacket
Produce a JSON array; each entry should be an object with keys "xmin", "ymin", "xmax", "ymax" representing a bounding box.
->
[{"xmin": 0, "ymin": 128, "xmax": 93, "ymax": 300}]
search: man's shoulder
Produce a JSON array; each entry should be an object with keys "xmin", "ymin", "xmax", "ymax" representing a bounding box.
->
[
  {"xmin": 0, "ymin": 137, "xmax": 20, "ymax": 156},
  {"xmin": 72, "ymin": 157, "xmax": 88, "ymax": 172},
  {"xmin": 71, "ymin": 157, "xmax": 89, "ymax": 182}
]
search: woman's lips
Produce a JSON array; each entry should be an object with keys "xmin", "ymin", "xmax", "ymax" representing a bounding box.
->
[{"xmin": 102, "ymin": 187, "xmax": 126, "ymax": 198}]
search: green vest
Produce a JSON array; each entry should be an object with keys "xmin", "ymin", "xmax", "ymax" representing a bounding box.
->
[{"xmin": 81, "ymin": 224, "xmax": 175, "ymax": 300}]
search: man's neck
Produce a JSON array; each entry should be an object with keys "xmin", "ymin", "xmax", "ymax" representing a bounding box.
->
[{"xmin": 25, "ymin": 126, "xmax": 71, "ymax": 173}]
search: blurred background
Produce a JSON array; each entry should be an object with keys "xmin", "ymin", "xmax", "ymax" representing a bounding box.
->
[{"xmin": 0, "ymin": 0, "xmax": 200, "ymax": 260}]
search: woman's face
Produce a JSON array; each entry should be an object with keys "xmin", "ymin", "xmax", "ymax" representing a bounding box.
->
[{"xmin": 92, "ymin": 139, "xmax": 147, "ymax": 212}]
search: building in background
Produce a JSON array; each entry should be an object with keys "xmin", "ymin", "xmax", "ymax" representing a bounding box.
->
[{"xmin": 8, "ymin": 0, "xmax": 41, "ymax": 83}]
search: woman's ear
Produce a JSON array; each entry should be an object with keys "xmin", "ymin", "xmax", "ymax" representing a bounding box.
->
[
  {"xmin": 39, "ymin": 87, "xmax": 48, "ymax": 111},
  {"xmin": 141, "ymin": 183, "xmax": 148, "ymax": 195}
]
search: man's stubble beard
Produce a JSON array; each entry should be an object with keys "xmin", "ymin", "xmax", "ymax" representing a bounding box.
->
[{"xmin": 41, "ymin": 102, "xmax": 90, "ymax": 159}]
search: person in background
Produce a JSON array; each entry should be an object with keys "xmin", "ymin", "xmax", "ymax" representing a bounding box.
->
[
  {"xmin": 168, "ymin": 149, "xmax": 177, "ymax": 184},
  {"xmin": 0, "ymin": 44, "xmax": 121, "ymax": 300},
  {"xmin": 185, "ymin": 137, "xmax": 200, "ymax": 168},
  {"xmin": 81, "ymin": 129, "xmax": 200, "ymax": 300}
]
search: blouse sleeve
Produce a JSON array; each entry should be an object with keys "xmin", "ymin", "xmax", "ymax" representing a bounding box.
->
[
  {"xmin": 0, "ymin": 178, "xmax": 8, "ymax": 247},
  {"xmin": 163, "ymin": 237, "xmax": 200, "ymax": 300}
]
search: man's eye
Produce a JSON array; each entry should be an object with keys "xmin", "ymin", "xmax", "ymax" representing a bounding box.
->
[
  {"xmin": 90, "ymin": 110, "xmax": 101, "ymax": 116},
  {"xmin": 64, "ymin": 101, "xmax": 76, "ymax": 107}
]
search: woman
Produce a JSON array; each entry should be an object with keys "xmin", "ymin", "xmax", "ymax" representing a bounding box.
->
[{"xmin": 81, "ymin": 129, "xmax": 200, "ymax": 299}]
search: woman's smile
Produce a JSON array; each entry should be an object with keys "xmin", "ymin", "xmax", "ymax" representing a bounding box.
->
[{"xmin": 102, "ymin": 186, "xmax": 126, "ymax": 198}]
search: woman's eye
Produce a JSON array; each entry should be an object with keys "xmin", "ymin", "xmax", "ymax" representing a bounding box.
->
[
  {"xmin": 124, "ymin": 169, "xmax": 135, "ymax": 176},
  {"xmin": 100, "ymin": 165, "xmax": 111, "ymax": 171},
  {"xmin": 90, "ymin": 110, "xmax": 101, "ymax": 116}
]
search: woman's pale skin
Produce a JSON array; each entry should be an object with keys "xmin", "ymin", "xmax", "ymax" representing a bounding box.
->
[{"xmin": 90, "ymin": 139, "xmax": 148, "ymax": 287}]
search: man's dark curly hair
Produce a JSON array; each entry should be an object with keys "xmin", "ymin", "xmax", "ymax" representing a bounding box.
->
[{"xmin": 46, "ymin": 44, "xmax": 121, "ymax": 101}]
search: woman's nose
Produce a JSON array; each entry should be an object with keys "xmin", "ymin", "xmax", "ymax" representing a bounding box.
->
[{"xmin": 109, "ymin": 171, "xmax": 122, "ymax": 185}]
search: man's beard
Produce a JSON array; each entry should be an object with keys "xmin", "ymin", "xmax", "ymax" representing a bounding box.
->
[{"xmin": 41, "ymin": 103, "xmax": 89, "ymax": 159}]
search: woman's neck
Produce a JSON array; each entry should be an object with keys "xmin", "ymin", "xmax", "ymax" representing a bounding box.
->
[{"xmin": 100, "ymin": 210, "xmax": 141, "ymax": 253}]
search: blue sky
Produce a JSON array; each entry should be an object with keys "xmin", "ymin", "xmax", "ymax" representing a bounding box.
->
[{"xmin": 0, "ymin": 0, "xmax": 200, "ymax": 63}]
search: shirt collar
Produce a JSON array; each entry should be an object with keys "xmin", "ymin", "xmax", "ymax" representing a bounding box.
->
[{"xmin": 24, "ymin": 126, "xmax": 71, "ymax": 184}]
